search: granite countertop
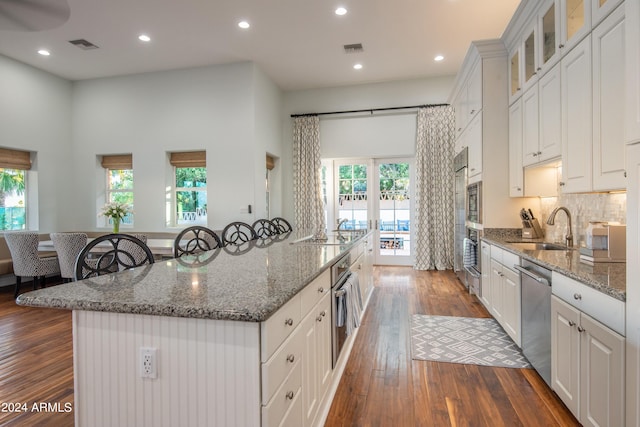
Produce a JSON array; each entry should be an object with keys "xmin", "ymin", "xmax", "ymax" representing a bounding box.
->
[
  {"xmin": 16, "ymin": 231, "xmax": 364, "ymax": 322},
  {"xmin": 482, "ymin": 229, "xmax": 625, "ymax": 302}
]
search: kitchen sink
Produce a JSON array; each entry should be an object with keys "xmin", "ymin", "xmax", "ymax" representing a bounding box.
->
[{"xmin": 507, "ymin": 242, "xmax": 570, "ymax": 251}]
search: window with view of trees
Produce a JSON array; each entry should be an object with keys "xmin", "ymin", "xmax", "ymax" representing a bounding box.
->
[
  {"xmin": 169, "ymin": 151, "xmax": 207, "ymax": 226},
  {"xmin": 0, "ymin": 148, "xmax": 31, "ymax": 231},
  {"xmin": 102, "ymin": 154, "xmax": 134, "ymax": 226}
]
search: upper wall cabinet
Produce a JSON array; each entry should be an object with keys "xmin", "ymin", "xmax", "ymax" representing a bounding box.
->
[
  {"xmin": 592, "ymin": 4, "xmax": 625, "ymax": 191},
  {"xmin": 509, "ymin": 46, "xmax": 522, "ymax": 104},
  {"xmin": 560, "ymin": 0, "xmax": 592, "ymax": 54},
  {"xmin": 626, "ymin": 0, "xmax": 640, "ymax": 145},
  {"xmin": 509, "ymin": 25, "xmax": 538, "ymax": 105},
  {"xmin": 453, "ymin": 59, "xmax": 482, "ymax": 138},
  {"xmin": 537, "ymin": 0, "xmax": 561, "ymax": 76},
  {"xmin": 592, "ymin": 0, "xmax": 624, "ymax": 28}
]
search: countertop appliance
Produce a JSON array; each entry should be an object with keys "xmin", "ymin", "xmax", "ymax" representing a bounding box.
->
[
  {"xmin": 454, "ymin": 148, "xmax": 468, "ymax": 287},
  {"xmin": 331, "ymin": 253, "xmax": 351, "ymax": 368},
  {"xmin": 579, "ymin": 223, "xmax": 626, "ymax": 263},
  {"xmin": 515, "ymin": 259, "xmax": 552, "ymax": 387}
]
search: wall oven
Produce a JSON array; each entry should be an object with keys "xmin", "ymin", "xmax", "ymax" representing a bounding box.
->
[
  {"xmin": 464, "ymin": 227, "xmax": 482, "ymax": 296},
  {"xmin": 466, "ymin": 181, "xmax": 483, "ymax": 228},
  {"xmin": 331, "ymin": 253, "xmax": 351, "ymax": 368}
]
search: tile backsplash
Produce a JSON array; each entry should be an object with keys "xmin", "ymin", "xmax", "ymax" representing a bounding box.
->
[{"xmin": 538, "ymin": 192, "xmax": 626, "ymax": 247}]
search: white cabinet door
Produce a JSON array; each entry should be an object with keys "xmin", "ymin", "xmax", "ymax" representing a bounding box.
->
[
  {"xmin": 316, "ymin": 294, "xmax": 332, "ymax": 405},
  {"xmin": 551, "ymin": 295, "xmax": 581, "ymax": 418},
  {"xmin": 592, "ymin": 4, "xmax": 626, "ymax": 191},
  {"xmin": 559, "ymin": 0, "xmax": 592, "ymax": 54},
  {"xmin": 501, "ymin": 266, "xmax": 521, "ymax": 347},
  {"xmin": 467, "ymin": 112, "xmax": 483, "ymax": 178},
  {"xmin": 625, "ymin": 0, "xmax": 640, "ymax": 145},
  {"xmin": 508, "ymin": 100, "xmax": 524, "ymax": 197},
  {"xmin": 490, "ymin": 259, "xmax": 504, "ymax": 324},
  {"xmin": 301, "ymin": 309, "xmax": 319, "ymax": 427},
  {"xmin": 509, "ymin": 45, "xmax": 523, "ymax": 105},
  {"xmin": 561, "ymin": 35, "xmax": 592, "ymax": 192},
  {"xmin": 580, "ymin": 312, "xmax": 625, "ymax": 427},
  {"xmin": 537, "ymin": 0, "xmax": 561, "ymax": 76},
  {"xmin": 467, "ymin": 60, "xmax": 482, "ymax": 120},
  {"xmin": 626, "ymin": 143, "xmax": 640, "ymax": 427},
  {"xmin": 522, "ymin": 86, "xmax": 540, "ymax": 167},
  {"xmin": 480, "ymin": 242, "xmax": 492, "ymax": 309},
  {"xmin": 538, "ymin": 63, "xmax": 563, "ymax": 162},
  {"xmin": 592, "ymin": 0, "xmax": 624, "ymax": 28}
]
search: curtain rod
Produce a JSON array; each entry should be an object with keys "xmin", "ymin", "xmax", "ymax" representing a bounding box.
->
[{"xmin": 290, "ymin": 103, "xmax": 449, "ymax": 118}]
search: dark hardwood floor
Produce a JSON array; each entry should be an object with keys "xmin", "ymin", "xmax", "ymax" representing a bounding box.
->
[
  {"xmin": 324, "ymin": 267, "xmax": 579, "ymax": 427},
  {"xmin": 0, "ymin": 268, "xmax": 578, "ymax": 426}
]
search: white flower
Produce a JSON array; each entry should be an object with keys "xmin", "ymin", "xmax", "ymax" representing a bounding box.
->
[{"xmin": 100, "ymin": 202, "xmax": 133, "ymax": 219}]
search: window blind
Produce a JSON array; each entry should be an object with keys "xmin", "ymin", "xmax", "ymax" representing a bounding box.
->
[
  {"xmin": 101, "ymin": 154, "xmax": 133, "ymax": 170},
  {"xmin": 0, "ymin": 148, "xmax": 31, "ymax": 170},
  {"xmin": 170, "ymin": 151, "xmax": 206, "ymax": 168}
]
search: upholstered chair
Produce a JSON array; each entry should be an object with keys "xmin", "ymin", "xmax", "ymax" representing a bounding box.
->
[
  {"xmin": 4, "ymin": 232, "xmax": 61, "ymax": 298},
  {"xmin": 50, "ymin": 232, "xmax": 88, "ymax": 282}
]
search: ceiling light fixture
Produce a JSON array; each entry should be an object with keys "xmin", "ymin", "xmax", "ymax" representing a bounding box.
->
[
  {"xmin": 335, "ymin": 7, "xmax": 347, "ymax": 16},
  {"xmin": 353, "ymin": 63, "xmax": 363, "ymax": 70},
  {"xmin": 138, "ymin": 34, "xmax": 151, "ymax": 42},
  {"xmin": 238, "ymin": 21, "xmax": 250, "ymax": 29},
  {"xmin": 38, "ymin": 49, "xmax": 50, "ymax": 56},
  {"xmin": 434, "ymin": 55, "xmax": 444, "ymax": 61}
]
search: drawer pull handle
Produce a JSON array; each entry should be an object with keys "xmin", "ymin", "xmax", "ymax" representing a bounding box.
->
[
  {"xmin": 286, "ymin": 391, "xmax": 295, "ymax": 400},
  {"xmin": 568, "ymin": 320, "xmax": 576, "ymax": 327},
  {"xmin": 284, "ymin": 318, "xmax": 294, "ymax": 326},
  {"xmin": 286, "ymin": 354, "xmax": 295, "ymax": 363},
  {"xmin": 573, "ymin": 293, "xmax": 582, "ymax": 300},
  {"xmin": 577, "ymin": 326, "xmax": 585, "ymax": 333},
  {"xmin": 316, "ymin": 311, "xmax": 326, "ymax": 322}
]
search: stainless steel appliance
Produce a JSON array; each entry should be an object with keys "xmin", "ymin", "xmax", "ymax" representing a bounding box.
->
[
  {"xmin": 464, "ymin": 228, "xmax": 482, "ymax": 296},
  {"xmin": 515, "ymin": 259, "xmax": 552, "ymax": 387},
  {"xmin": 331, "ymin": 253, "xmax": 352, "ymax": 368},
  {"xmin": 453, "ymin": 148, "xmax": 468, "ymax": 286},
  {"xmin": 466, "ymin": 181, "xmax": 483, "ymax": 228}
]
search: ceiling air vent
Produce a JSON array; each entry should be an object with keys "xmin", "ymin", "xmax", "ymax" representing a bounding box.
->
[
  {"xmin": 343, "ymin": 43, "xmax": 363, "ymax": 54},
  {"xmin": 68, "ymin": 39, "xmax": 99, "ymax": 50}
]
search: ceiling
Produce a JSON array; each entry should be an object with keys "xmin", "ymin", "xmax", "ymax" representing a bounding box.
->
[{"xmin": 0, "ymin": 0, "xmax": 521, "ymax": 91}]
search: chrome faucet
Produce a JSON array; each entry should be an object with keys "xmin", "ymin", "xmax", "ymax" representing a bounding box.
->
[
  {"xmin": 337, "ymin": 218, "xmax": 349, "ymax": 230},
  {"xmin": 546, "ymin": 206, "xmax": 573, "ymax": 248}
]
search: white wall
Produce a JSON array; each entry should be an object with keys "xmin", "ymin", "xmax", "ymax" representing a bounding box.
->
[
  {"xmin": 71, "ymin": 62, "xmax": 281, "ymax": 231},
  {"xmin": 0, "ymin": 54, "xmax": 73, "ymax": 232},
  {"xmin": 281, "ymin": 76, "xmax": 455, "ymax": 221}
]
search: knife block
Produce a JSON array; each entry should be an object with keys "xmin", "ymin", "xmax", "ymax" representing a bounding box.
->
[{"xmin": 522, "ymin": 219, "xmax": 544, "ymax": 239}]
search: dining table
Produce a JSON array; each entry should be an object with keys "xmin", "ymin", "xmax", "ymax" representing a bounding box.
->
[{"xmin": 38, "ymin": 237, "xmax": 177, "ymax": 259}]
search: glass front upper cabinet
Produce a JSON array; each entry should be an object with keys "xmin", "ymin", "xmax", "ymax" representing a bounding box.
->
[
  {"xmin": 510, "ymin": 49, "xmax": 521, "ymax": 101},
  {"xmin": 592, "ymin": 0, "xmax": 623, "ymax": 27},
  {"xmin": 524, "ymin": 30, "xmax": 537, "ymax": 85},
  {"xmin": 560, "ymin": 0, "xmax": 590, "ymax": 53}
]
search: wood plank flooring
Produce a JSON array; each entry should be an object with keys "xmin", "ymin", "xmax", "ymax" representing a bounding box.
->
[
  {"xmin": 0, "ymin": 268, "xmax": 578, "ymax": 426},
  {"xmin": 324, "ymin": 267, "xmax": 579, "ymax": 427}
]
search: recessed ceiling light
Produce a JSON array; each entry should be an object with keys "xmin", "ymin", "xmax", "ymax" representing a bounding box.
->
[
  {"xmin": 138, "ymin": 34, "xmax": 151, "ymax": 42},
  {"xmin": 353, "ymin": 63, "xmax": 363, "ymax": 70},
  {"xmin": 37, "ymin": 49, "xmax": 50, "ymax": 56},
  {"xmin": 238, "ymin": 21, "xmax": 250, "ymax": 29},
  {"xmin": 434, "ymin": 55, "xmax": 444, "ymax": 62},
  {"xmin": 335, "ymin": 7, "xmax": 347, "ymax": 15}
]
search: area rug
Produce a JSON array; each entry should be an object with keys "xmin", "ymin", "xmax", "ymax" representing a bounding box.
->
[{"xmin": 410, "ymin": 314, "xmax": 532, "ymax": 369}]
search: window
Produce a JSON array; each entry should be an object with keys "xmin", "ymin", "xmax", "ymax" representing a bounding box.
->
[
  {"xmin": 0, "ymin": 148, "xmax": 30, "ymax": 230},
  {"xmin": 102, "ymin": 154, "xmax": 134, "ymax": 226},
  {"xmin": 170, "ymin": 151, "xmax": 207, "ymax": 226}
]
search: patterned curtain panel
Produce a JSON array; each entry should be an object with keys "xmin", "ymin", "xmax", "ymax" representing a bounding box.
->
[
  {"xmin": 414, "ymin": 106, "xmax": 455, "ymax": 270},
  {"xmin": 293, "ymin": 116, "xmax": 326, "ymax": 236}
]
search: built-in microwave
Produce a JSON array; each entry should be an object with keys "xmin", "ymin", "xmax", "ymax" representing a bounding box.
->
[{"xmin": 467, "ymin": 181, "xmax": 482, "ymax": 226}]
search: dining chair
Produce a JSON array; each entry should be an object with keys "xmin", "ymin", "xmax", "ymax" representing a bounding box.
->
[
  {"xmin": 74, "ymin": 233, "xmax": 154, "ymax": 280},
  {"xmin": 50, "ymin": 232, "xmax": 88, "ymax": 282},
  {"xmin": 4, "ymin": 232, "xmax": 61, "ymax": 298},
  {"xmin": 174, "ymin": 226, "xmax": 222, "ymax": 258},
  {"xmin": 252, "ymin": 219, "xmax": 278, "ymax": 239},
  {"xmin": 271, "ymin": 217, "xmax": 293, "ymax": 233},
  {"xmin": 221, "ymin": 221, "xmax": 258, "ymax": 246}
]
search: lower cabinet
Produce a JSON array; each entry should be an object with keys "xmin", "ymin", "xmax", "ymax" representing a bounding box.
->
[
  {"xmin": 486, "ymin": 245, "xmax": 521, "ymax": 346},
  {"xmin": 551, "ymin": 295, "xmax": 625, "ymax": 427},
  {"xmin": 480, "ymin": 241, "xmax": 492, "ymax": 309}
]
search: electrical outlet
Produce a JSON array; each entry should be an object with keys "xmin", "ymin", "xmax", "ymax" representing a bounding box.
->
[{"xmin": 140, "ymin": 347, "xmax": 157, "ymax": 379}]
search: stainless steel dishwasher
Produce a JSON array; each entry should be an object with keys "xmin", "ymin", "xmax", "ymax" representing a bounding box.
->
[{"xmin": 514, "ymin": 259, "xmax": 552, "ymax": 387}]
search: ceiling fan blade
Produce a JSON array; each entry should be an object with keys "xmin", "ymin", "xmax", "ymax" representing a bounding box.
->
[{"xmin": 0, "ymin": 0, "xmax": 70, "ymax": 32}]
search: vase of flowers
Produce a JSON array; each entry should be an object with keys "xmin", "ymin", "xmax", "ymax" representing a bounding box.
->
[{"xmin": 100, "ymin": 202, "xmax": 133, "ymax": 233}]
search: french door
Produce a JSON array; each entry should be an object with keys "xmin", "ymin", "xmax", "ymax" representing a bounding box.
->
[{"xmin": 332, "ymin": 158, "xmax": 413, "ymax": 266}]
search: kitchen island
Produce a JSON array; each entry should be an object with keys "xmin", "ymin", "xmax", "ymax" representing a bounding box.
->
[{"xmin": 17, "ymin": 231, "xmax": 373, "ymax": 427}]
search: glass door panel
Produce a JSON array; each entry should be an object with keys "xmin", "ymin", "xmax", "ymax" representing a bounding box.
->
[
  {"xmin": 335, "ymin": 161, "xmax": 369, "ymax": 231},
  {"xmin": 375, "ymin": 159, "xmax": 412, "ymax": 265}
]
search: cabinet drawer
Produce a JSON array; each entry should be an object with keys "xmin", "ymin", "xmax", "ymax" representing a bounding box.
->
[
  {"xmin": 261, "ymin": 294, "xmax": 301, "ymax": 363},
  {"xmin": 552, "ymin": 272, "xmax": 625, "ymax": 335},
  {"xmin": 262, "ymin": 361, "xmax": 302, "ymax": 427},
  {"xmin": 350, "ymin": 242, "xmax": 364, "ymax": 262},
  {"xmin": 490, "ymin": 246, "xmax": 503, "ymax": 263},
  {"xmin": 300, "ymin": 269, "xmax": 330, "ymax": 316},
  {"xmin": 501, "ymin": 250, "xmax": 520, "ymax": 272},
  {"xmin": 262, "ymin": 322, "xmax": 303, "ymax": 405}
]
